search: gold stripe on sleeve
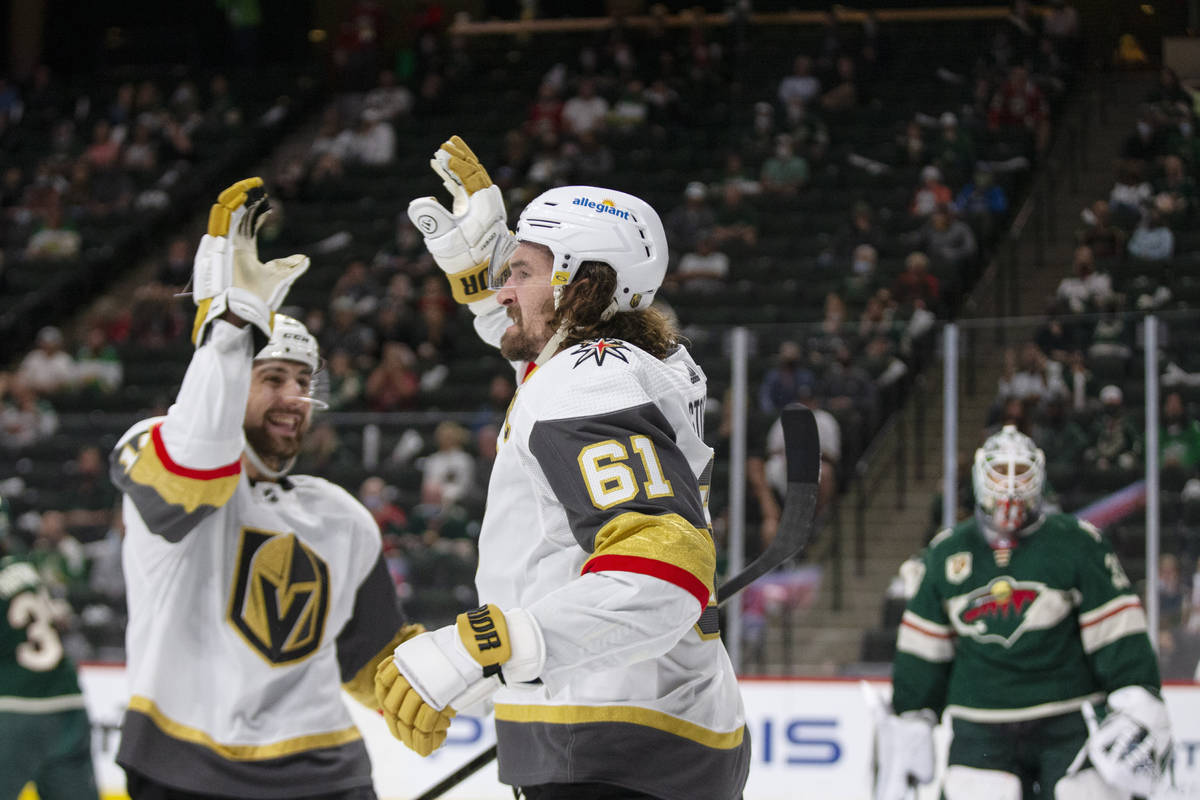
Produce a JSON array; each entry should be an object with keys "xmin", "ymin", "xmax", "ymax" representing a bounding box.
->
[{"xmin": 583, "ymin": 512, "xmax": 715, "ymax": 599}]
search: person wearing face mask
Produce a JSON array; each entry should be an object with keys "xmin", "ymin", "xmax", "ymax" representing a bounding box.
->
[
  {"xmin": 110, "ymin": 179, "xmax": 421, "ymax": 799},
  {"xmin": 876, "ymin": 426, "xmax": 1173, "ymax": 800}
]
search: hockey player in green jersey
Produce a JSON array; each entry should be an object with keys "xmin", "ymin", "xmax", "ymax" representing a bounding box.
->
[
  {"xmin": 0, "ymin": 534, "xmax": 99, "ymax": 800},
  {"xmin": 876, "ymin": 425, "xmax": 1174, "ymax": 800}
]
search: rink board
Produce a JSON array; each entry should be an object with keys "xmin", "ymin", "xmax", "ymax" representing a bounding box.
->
[{"xmin": 71, "ymin": 667, "xmax": 1200, "ymax": 800}]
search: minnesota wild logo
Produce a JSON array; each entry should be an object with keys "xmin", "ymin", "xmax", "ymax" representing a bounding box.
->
[
  {"xmin": 953, "ymin": 577, "xmax": 1052, "ymax": 647},
  {"xmin": 570, "ymin": 338, "xmax": 630, "ymax": 368}
]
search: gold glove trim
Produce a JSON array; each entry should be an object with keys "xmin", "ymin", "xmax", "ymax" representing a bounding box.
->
[
  {"xmin": 449, "ymin": 260, "xmax": 495, "ymax": 304},
  {"xmin": 456, "ymin": 604, "xmax": 512, "ymax": 673},
  {"xmin": 440, "ymin": 135, "xmax": 492, "ymax": 194},
  {"xmin": 208, "ymin": 177, "xmax": 263, "ymax": 236}
]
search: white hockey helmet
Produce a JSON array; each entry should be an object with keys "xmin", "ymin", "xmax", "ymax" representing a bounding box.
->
[
  {"xmin": 972, "ymin": 424, "xmax": 1046, "ymax": 544},
  {"xmin": 255, "ymin": 314, "xmax": 319, "ymax": 372},
  {"xmin": 511, "ymin": 185, "xmax": 668, "ymax": 312}
]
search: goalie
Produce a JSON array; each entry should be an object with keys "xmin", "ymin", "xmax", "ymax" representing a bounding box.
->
[
  {"xmin": 876, "ymin": 425, "xmax": 1174, "ymax": 800},
  {"xmin": 373, "ymin": 137, "xmax": 750, "ymax": 799},
  {"xmin": 110, "ymin": 179, "xmax": 421, "ymax": 798}
]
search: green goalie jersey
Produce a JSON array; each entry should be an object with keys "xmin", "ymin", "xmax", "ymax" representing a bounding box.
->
[
  {"xmin": 0, "ymin": 555, "xmax": 85, "ymax": 709},
  {"xmin": 892, "ymin": 513, "xmax": 1160, "ymax": 723}
]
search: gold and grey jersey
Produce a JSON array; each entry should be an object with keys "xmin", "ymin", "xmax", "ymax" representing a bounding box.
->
[
  {"xmin": 481, "ymin": 338, "xmax": 749, "ymax": 800},
  {"xmin": 110, "ymin": 321, "xmax": 403, "ymax": 798}
]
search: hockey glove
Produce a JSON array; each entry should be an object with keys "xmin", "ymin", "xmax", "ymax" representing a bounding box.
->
[
  {"xmin": 192, "ymin": 177, "xmax": 310, "ymax": 345},
  {"xmin": 374, "ymin": 604, "xmax": 545, "ymax": 757},
  {"xmin": 874, "ymin": 710, "xmax": 936, "ymax": 800},
  {"xmin": 1073, "ymin": 685, "xmax": 1174, "ymax": 798},
  {"xmin": 407, "ymin": 136, "xmax": 516, "ymax": 314}
]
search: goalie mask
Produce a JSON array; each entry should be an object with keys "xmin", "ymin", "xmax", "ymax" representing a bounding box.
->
[
  {"xmin": 972, "ymin": 425, "xmax": 1045, "ymax": 548},
  {"xmin": 494, "ymin": 185, "xmax": 669, "ymax": 314}
]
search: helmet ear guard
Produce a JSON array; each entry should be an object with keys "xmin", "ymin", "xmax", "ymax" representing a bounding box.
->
[
  {"xmin": 972, "ymin": 424, "xmax": 1046, "ymax": 545},
  {"xmin": 510, "ymin": 186, "xmax": 668, "ymax": 313}
]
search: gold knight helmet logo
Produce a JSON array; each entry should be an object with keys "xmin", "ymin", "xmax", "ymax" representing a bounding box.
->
[{"xmin": 229, "ymin": 528, "xmax": 330, "ymax": 664}]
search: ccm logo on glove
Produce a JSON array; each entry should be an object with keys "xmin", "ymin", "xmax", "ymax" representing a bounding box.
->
[{"xmin": 457, "ymin": 604, "xmax": 512, "ymax": 678}]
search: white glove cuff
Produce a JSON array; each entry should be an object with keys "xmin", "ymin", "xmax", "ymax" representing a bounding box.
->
[
  {"xmin": 392, "ymin": 630, "xmax": 474, "ymax": 712},
  {"xmin": 193, "ymin": 233, "xmax": 233, "ymax": 301},
  {"xmin": 496, "ymin": 607, "xmax": 547, "ymax": 684},
  {"xmin": 1108, "ymin": 685, "xmax": 1169, "ymax": 731}
]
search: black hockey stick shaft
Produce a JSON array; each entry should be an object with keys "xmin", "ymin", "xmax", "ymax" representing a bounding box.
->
[{"xmin": 415, "ymin": 405, "xmax": 821, "ymax": 800}]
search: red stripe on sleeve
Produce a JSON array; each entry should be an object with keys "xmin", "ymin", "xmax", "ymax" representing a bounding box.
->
[
  {"xmin": 1081, "ymin": 600, "xmax": 1142, "ymax": 629},
  {"xmin": 150, "ymin": 423, "xmax": 242, "ymax": 480},
  {"xmin": 582, "ymin": 554, "xmax": 710, "ymax": 608},
  {"xmin": 901, "ymin": 618, "xmax": 953, "ymax": 639}
]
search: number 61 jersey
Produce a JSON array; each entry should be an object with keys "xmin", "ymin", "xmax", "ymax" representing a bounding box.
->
[{"xmin": 481, "ymin": 338, "xmax": 750, "ymax": 800}]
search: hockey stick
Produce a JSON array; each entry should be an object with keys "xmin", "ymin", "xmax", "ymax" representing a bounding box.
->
[{"xmin": 414, "ymin": 405, "xmax": 822, "ymax": 800}]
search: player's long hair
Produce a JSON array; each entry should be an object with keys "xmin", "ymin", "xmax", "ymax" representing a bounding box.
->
[{"xmin": 552, "ymin": 261, "xmax": 679, "ymax": 360}]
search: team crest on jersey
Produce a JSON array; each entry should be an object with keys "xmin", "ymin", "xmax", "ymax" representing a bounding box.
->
[
  {"xmin": 954, "ymin": 577, "xmax": 1050, "ymax": 647},
  {"xmin": 946, "ymin": 552, "xmax": 972, "ymax": 584},
  {"xmin": 228, "ymin": 528, "xmax": 330, "ymax": 665},
  {"xmin": 570, "ymin": 338, "xmax": 630, "ymax": 368}
]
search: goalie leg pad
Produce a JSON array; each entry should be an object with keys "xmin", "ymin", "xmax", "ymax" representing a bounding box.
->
[
  {"xmin": 943, "ymin": 765, "xmax": 1022, "ymax": 800},
  {"xmin": 1053, "ymin": 767, "xmax": 1128, "ymax": 800}
]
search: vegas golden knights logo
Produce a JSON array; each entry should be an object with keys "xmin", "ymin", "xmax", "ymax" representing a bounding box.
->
[{"xmin": 228, "ymin": 528, "xmax": 330, "ymax": 664}]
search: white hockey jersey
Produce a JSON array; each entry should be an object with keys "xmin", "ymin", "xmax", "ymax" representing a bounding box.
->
[
  {"xmin": 110, "ymin": 321, "xmax": 404, "ymax": 798},
  {"xmin": 477, "ymin": 333, "xmax": 750, "ymax": 800}
]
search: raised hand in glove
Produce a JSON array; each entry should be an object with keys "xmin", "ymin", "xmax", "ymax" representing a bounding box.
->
[
  {"xmin": 407, "ymin": 136, "xmax": 516, "ymax": 314},
  {"xmin": 374, "ymin": 604, "xmax": 545, "ymax": 757},
  {"xmin": 192, "ymin": 177, "xmax": 309, "ymax": 345}
]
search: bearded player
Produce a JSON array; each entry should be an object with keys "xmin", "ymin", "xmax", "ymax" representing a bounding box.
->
[
  {"xmin": 110, "ymin": 179, "xmax": 421, "ymax": 799},
  {"xmin": 373, "ymin": 137, "xmax": 750, "ymax": 800},
  {"xmin": 876, "ymin": 425, "xmax": 1174, "ymax": 799}
]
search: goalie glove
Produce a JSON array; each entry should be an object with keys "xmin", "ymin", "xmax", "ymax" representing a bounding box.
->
[
  {"xmin": 192, "ymin": 177, "xmax": 310, "ymax": 345},
  {"xmin": 874, "ymin": 710, "xmax": 936, "ymax": 800},
  {"xmin": 407, "ymin": 136, "xmax": 516, "ymax": 315},
  {"xmin": 1072, "ymin": 685, "xmax": 1174, "ymax": 798},
  {"xmin": 374, "ymin": 604, "xmax": 545, "ymax": 757}
]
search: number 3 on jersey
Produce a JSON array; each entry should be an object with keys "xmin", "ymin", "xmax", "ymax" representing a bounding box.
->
[
  {"xmin": 578, "ymin": 436, "xmax": 674, "ymax": 509},
  {"xmin": 9, "ymin": 588, "xmax": 65, "ymax": 672}
]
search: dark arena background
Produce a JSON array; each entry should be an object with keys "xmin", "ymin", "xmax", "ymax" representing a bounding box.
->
[{"xmin": 2, "ymin": 0, "xmax": 1199, "ymax": 797}]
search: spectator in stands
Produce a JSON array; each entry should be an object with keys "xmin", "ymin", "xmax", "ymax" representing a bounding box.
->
[
  {"xmin": 1153, "ymin": 154, "xmax": 1196, "ymax": 227},
  {"xmin": 24, "ymin": 202, "xmax": 81, "ymax": 260},
  {"xmin": 1084, "ymin": 384, "xmax": 1143, "ymax": 473},
  {"xmin": 30, "ymin": 510, "xmax": 88, "ymax": 599},
  {"xmin": 333, "ymin": 259, "xmax": 382, "ymax": 316},
  {"xmin": 563, "ymin": 131, "xmax": 615, "ymax": 182},
  {"xmin": 84, "ymin": 119, "xmax": 121, "ymax": 170},
  {"xmin": 18, "ymin": 325, "xmax": 75, "ymax": 395},
  {"xmin": 1127, "ymin": 205, "xmax": 1174, "ymax": 262},
  {"xmin": 1031, "ymin": 392, "xmax": 1088, "ymax": 481},
  {"xmin": 526, "ymin": 81, "xmax": 564, "ymax": 138},
  {"xmin": 988, "ymin": 63, "xmax": 1050, "ymax": 154},
  {"xmin": 75, "ymin": 325, "xmax": 122, "ymax": 394},
  {"xmin": 420, "ymin": 421, "xmax": 475, "ymax": 508},
  {"xmin": 359, "ymin": 476, "xmax": 408, "ymax": 538},
  {"xmin": 931, "ymin": 112, "xmax": 976, "ymax": 184},
  {"xmin": 128, "ymin": 283, "xmax": 186, "ymax": 347},
  {"xmin": 954, "ymin": 163, "xmax": 1009, "ymax": 242},
  {"xmin": 323, "ymin": 296, "xmax": 377, "ymax": 368},
  {"xmin": 1161, "ymin": 390, "xmax": 1200, "ymax": 472},
  {"xmin": 324, "ymin": 348, "xmax": 364, "ymax": 411},
  {"xmin": 365, "ymin": 341, "xmax": 421, "ymax": 411},
  {"xmin": 1034, "ymin": 314, "xmax": 1080, "ymax": 365},
  {"xmin": 710, "ymin": 182, "xmax": 758, "ymax": 250},
  {"xmin": 1121, "ymin": 109, "xmax": 1169, "ymax": 164},
  {"xmin": 62, "ymin": 444, "xmax": 116, "ymax": 532},
  {"xmin": 156, "ymin": 235, "xmax": 194, "ymax": 288},
  {"xmin": 472, "ymin": 373, "xmax": 515, "ymax": 433},
  {"xmin": 665, "ymin": 180, "xmax": 715, "ymax": 256},
  {"xmin": 1055, "ymin": 244, "xmax": 1113, "ymax": 314},
  {"xmin": 778, "ymin": 54, "xmax": 821, "ymax": 114},
  {"xmin": 759, "ymin": 340, "xmax": 817, "ymax": 415},
  {"xmin": 892, "ymin": 251, "xmax": 941, "ymax": 311},
  {"xmin": 0, "ymin": 374, "xmax": 57, "ymax": 448},
  {"xmin": 909, "ymin": 205, "xmax": 978, "ymax": 282},
  {"xmin": 820, "ymin": 55, "xmax": 860, "ymax": 113},
  {"xmin": 1076, "ymin": 200, "xmax": 1127, "ymax": 260},
  {"xmin": 414, "ymin": 302, "xmax": 457, "ymax": 365},
  {"xmin": 857, "ymin": 292, "xmax": 899, "ymax": 346},
  {"xmin": 670, "ymin": 232, "xmax": 729, "ymax": 294},
  {"xmin": 561, "ymin": 78, "xmax": 609, "ymax": 139},
  {"xmin": 1109, "ymin": 159, "xmax": 1152, "ymax": 229},
  {"xmin": 343, "ymin": 107, "xmax": 396, "ymax": 166},
  {"xmin": 122, "ymin": 121, "xmax": 159, "ymax": 175},
  {"xmin": 760, "ymin": 134, "xmax": 809, "ymax": 195},
  {"xmin": 824, "ymin": 201, "xmax": 884, "ymax": 266},
  {"xmin": 821, "ymin": 340, "xmax": 880, "ymax": 430},
  {"xmin": 765, "ymin": 397, "xmax": 841, "ymax": 513},
  {"xmin": 1002, "ymin": 340, "xmax": 1068, "ymax": 404},
  {"xmin": 607, "ymin": 78, "xmax": 648, "ymax": 137},
  {"xmin": 1043, "ymin": 0, "xmax": 1082, "ymax": 61},
  {"xmin": 910, "ymin": 165, "xmax": 953, "ymax": 219},
  {"xmin": 841, "ymin": 243, "xmax": 879, "ymax": 306},
  {"xmin": 1146, "ymin": 66, "xmax": 1191, "ymax": 108},
  {"xmin": 364, "ymin": 69, "xmax": 414, "ymax": 122},
  {"xmin": 896, "ymin": 118, "xmax": 930, "ymax": 167}
]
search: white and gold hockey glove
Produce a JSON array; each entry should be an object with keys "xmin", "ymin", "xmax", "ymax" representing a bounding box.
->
[
  {"xmin": 1067, "ymin": 685, "xmax": 1174, "ymax": 798},
  {"xmin": 374, "ymin": 603, "xmax": 544, "ymax": 757},
  {"xmin": 192, "ymin": 177, "xmax": 310, "ymax": 345},
  {"xmin": 407, "ymin": 136, "xmax": 516, "ymax": 315}
]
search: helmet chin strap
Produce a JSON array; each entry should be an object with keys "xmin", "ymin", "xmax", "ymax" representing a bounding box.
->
[{"xmin": 244, "ymin": 440, "xmax": 296, "ymax": 481}]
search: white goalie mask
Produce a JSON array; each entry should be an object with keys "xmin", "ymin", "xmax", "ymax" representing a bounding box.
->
[
  {"xmin": 972, "ymin": 425, "xmax": 1046, "ymax": 547},
  {"xmin": 494, "ymin": 185, "xmax": 669, "ymax": 313}
]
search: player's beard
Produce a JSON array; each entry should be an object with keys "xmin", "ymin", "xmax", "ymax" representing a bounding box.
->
[
  {"xmin": 244, "ymin": 415, "xmax": 308, "ymax": 471},
  {"xmin": 499, "ymin": 297, "xmax": 555, "ymax": 362}
]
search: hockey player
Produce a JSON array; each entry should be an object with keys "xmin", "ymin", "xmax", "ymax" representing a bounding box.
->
[
  {"xmin": 876, "ymin": 425, "xmax": 1174, "ymax": 800},
  {"xmin": 0, "ymin": 535, "xmax": 99, "ymax": 800},
  {"xmin": 110, "ymin": 179, "xmax": 422, "ymax": 799},
  {"xmin": 374, "ymin": 137, "xmax": 750, "ymax": 799}
]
